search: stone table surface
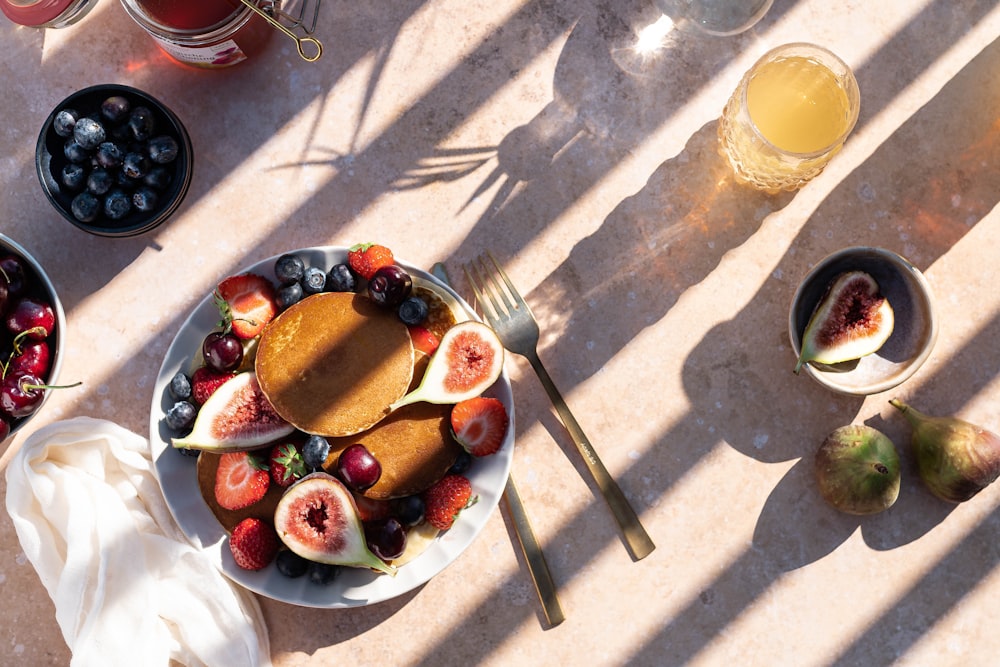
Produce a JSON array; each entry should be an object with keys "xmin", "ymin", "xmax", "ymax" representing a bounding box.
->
[{"xmin": 3, "ymin": 0, "xmax": 1000, "ymax": 665}]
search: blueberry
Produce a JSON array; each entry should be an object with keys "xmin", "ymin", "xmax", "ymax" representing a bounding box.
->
[
  {"xmin": 73, "ymin": 117, "xmax": 106, "ymax": 150},
  {"xmin": 103, "ymin": 189, "xmax": 132, "ymax": 220},
  {"xmin": 168, "ymin": 371, "xmax": 192, "ymax": 400},
  {"xmin": 276, "ymin": 281, "xmax": 303, "ymax": 310},
  {"xmin": 306, "ymin": 562, "xmax": 340, "ymax": 585},
  {"xmin": 143, "ymin": 166, "xmax": 172, "ymax": 191},
  {"xmin": 127, "ymin": 106, "xmax": 155, "ymax": 141},
  {"xmin": 274, "ymin": 254, "xmax": 305, "ymax": 284},
  {"xmin": 302, "ymin": 434, "xmax": 331, "ymax": 470},
  {"xmin": 147, "ymin": 135, "xmax": 179, "ymax": 164},
  {"xmin": 302, "ymin": 266, "xmax": 326, "ymax": 294},
  {"xmin": 326, "ymin": 264, "xmax": 356, "ymax": 292},
  {"xmin": 392, "ymin": 495, "xmax": 426, "ymax": 527},
  {"xmin": 116, "ymin": 168, "xmax": 137, "ymax": 190},
  {"xmin": 132, "ymin": 187, "xmax": 160, "ymax": 213},
  {"xmin": 448, "ymin": 450, "xmax": 472, "ymax": 475},
  {"xmin": 60, "ymin": 163, "xmax": 87, "ymax": 191},
  {"xmin": 275, "ymin": 550, "xmax": 309, "ymax": 578},
  {"xmin": 52, "ymin": 109, "xmax": 79, "ymax": 137},
  {"xmin": 122, "ymin": 152, "xmax": 150, "ymax": 179},
  {"xmin": 165, "ymin": 401, "xmax": 197, "ymax": 431},
  {"xmin": 63, "ymin": 139, "xmax": 90, "ymax": 164},
  {"xmin": 100, "ymin": 96, "xmax": 131, "ymax": 124},
  {"xmin": 397, "ymin": 296, "xmax": 429, "ymax": 326},
  {"xmin": 87, "ymin": 169, "xmax": 114, "ymax": 196},
  {"xmin": 70, "ymin": 192, "xmax": 101, "ymax": 222},
  {"xmin": 95, "ymin": 142, "xmax": 124, "ymax": 169}
]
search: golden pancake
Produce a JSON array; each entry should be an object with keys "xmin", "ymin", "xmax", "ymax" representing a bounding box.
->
[
  {"xmin": 323, "ymin": 400, "xmax": 463, "ymax": 500},
  {"xmin": 255, "ymin": 292, "xmax": 414, "ymax": 437}
]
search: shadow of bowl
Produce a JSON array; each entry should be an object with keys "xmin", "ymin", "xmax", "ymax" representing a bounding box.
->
[{"xmin": 788, "ymin": 246, "xmax": 938, "ymax": 396}]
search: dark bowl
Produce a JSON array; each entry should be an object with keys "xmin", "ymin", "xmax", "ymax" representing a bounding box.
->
[
  {"xmin": 788, "ymin": 247, "xmax": 938, "ymax": 395},
  {"xmin": 0, "ymin": 234, "xmax": 66, "ymax": 442},
  {"xmin": 35, "ymin": 84, "xmax": 193, "ymax": 237}
]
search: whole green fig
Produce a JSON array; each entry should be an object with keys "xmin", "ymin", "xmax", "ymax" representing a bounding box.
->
[
  {"xmin": 889, "ymin": 399, "xmax": 1000, "ymax": 503},
  {"xmin": 814, "ymin": 424, "xmax": 901, "ymax": 515}
]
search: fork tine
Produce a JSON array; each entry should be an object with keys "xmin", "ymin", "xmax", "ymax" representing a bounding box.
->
[
  {"xmin": 485, "ymin": 251, "xmax": 530, "ymax": 314},
  {"xmin": 463, "ymin": 259, "xmax": 501, "ymax": 324}
]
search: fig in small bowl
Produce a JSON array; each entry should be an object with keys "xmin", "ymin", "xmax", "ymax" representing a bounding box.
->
[{"xmin": 788, "ymin": 247, "xmax": 937, "ymax": 395}]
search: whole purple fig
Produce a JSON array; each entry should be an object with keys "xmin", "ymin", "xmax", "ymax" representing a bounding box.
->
[{"xmin": 889, "ymin": 399, "xmax": 1000, "ymax": 503}]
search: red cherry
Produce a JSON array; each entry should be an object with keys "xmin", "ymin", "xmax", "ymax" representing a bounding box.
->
[
  {"xmin": 0, "ymin": 256, "xmax": 27, "ymax": 298},
  {"xmin": 0, "ymin": 372, "xmax": 46, "ymax": 418},
  {"xmin": 6, "ymin": 299, "xmax": 55, "ymax": 340},
  {"xmin": 0, "ymin": 416, "xmax": 9, "ymax": 442},
  {"xmin": 8, "ymin": 340, "xmax": 50, "ymax": 377},
  {"xmin": 202, "ymin": 331, "xmax": 244, "ymax": 372}
]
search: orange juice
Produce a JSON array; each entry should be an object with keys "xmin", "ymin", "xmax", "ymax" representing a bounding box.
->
[{"xmin": 746, "ymin": 56, "xmax": 852, "ymax": 154}]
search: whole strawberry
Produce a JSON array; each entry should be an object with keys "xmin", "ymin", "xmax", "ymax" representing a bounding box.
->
[
  {"xmin": 190, "ymin": 366, "xmax": 235, "ymax": 405},
  {"xmin": 422, "ymin": 474, "xmax": 477, "ymax": 530},
  {"xmin": 229, "ymin": 517, "xmax": 279, "ymax": 570},
  {"xmin": 269, "ymin": 442, "xmax": 306, "ymax": 487},
  {"xmin": 347, "ymin": 243, "xmax": 395, "ymax": 281}
]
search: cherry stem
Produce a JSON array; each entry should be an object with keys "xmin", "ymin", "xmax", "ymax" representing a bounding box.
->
[{"xmin": 20, "ymin": 380, "xmax": 83, "ymax": 392}]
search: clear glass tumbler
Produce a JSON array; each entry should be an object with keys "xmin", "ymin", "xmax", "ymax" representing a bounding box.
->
[{"xmin": 718, "ymin": 42, "xmax": 860, "ymax": 192}]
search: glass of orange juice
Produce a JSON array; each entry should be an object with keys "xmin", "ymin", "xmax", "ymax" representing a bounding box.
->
[{"xmin": 718, "ymin": 43, "xmax": 860, "ymax": 192}]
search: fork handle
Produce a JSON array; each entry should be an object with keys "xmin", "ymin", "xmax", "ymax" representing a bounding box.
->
[{"xmin": 525, "ymin": 352, "xmax": 656, "ymax": 561}]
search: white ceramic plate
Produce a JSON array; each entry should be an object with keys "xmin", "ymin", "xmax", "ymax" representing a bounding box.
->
[{"xmin": 148, "ymin": 247, "xmax": 514, "ymax": 608}]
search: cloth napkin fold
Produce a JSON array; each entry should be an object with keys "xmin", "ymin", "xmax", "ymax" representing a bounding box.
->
[{"xmin": 5, "ymin": 417, "xmax": 272, "ymax": 667}]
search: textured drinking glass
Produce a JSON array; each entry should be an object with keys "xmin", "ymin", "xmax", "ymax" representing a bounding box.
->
[
  {"xmin": 658, "ymin": 0, "xmax": 774, "ymax": 36},
  {"xmin": 719, "ymin": 43, "xmax": 860, "ymax": 192}
]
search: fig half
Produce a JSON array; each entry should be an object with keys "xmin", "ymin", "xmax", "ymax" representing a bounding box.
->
[
  {"xmin": 795, "ymin": 271, "xmax": 894, "ymax": 374},
  {"xmin": 814, "ymin": 424, "xmax": 901, "ymax": 515}
]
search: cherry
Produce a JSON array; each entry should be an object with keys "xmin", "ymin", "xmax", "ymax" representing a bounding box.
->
[
  {"xmin": 0, "ymin": 256, "xmax": 27, "ymax": 298},
  {"xmin": 0, "ymin": 372, "xmax": 80, "ymax": 419},
  {"xmin": 202, "ymin": 331, "xmax": 243, "ymax": 372},
  {"xmin": 336, "ymin": 443, "xmax": 382, "ymax": 492},
  {"xmin": 7, "ymin": 339, "xmax": 50, "ymax": 377},
  {"xmin": 364, "ymin": 517, "xmax": 407, "ymax": 562},
  {"xmin": 367, "ymin": 265, "xmax": 412, "ymax": 308},
  {"xmin": 0, "ymin": 415, "xmax": 9, "ymax": 442},
  {"xmin": 6, "ymin": 299, "xmax": 55, "ymax": 340}
]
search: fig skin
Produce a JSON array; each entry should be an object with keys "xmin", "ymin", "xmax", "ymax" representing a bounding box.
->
[
  {"xmin": 795, "ymin": 271, "xmax": 894, "ymax": 374},
  {"xmin": 889, "ymin": 399, "xmax": 1000, "ymax": 503},
  {"xmin": 814, "ymin": 424, "xmax": 901, "ymax": 515}
]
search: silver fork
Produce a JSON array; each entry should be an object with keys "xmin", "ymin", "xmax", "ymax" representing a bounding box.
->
[
  {"xmin": 464, "ymin": 252, "xmax": 656, "ymax": 561},
  {"xmin": 432, "ymin": 263, "xmax": 565, "ymax": 626}
]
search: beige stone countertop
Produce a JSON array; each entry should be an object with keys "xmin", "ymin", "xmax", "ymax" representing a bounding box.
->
[{"xmin": 4, "ymin": 0, "xmax": 1000, "ymax": 665}]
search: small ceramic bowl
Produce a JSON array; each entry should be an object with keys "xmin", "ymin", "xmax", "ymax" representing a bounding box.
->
[
  {"xmin": 0, "ymin": 234, "xmax": 66, "ymax": 442},
  {"xmin": 788, "ymin": 247, "xmax": 938, "ymax": 395},
  {"xmin": 35, "ymin": 83, "xmax": 193, "ymax": 237}
]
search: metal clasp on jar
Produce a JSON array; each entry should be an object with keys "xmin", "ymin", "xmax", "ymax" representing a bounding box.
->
[{"xmin": 240, "ymin": 0, "xmax": 323, "ymax": 61}]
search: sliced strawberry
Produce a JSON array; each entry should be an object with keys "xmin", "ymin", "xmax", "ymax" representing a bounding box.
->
[
  {"xmin": 215, "ymin": 273, "xmax": 279, "ymax": 340},
  {"xmin": 450, "ymin": 397, "xmax": 508, "ymax": 457},
  {"xmin": 215, "ymin": 451, "xmax": 270, "ymax": 510},
  {"xmin": 229, "ymin": 517, "xmax": 279, "ymax": 570},
  {"xmin": 268, "ymin": 442, "xmax": 306, "ymax": 487},
  {"xmin": 422, "ymin": 474, "xmax": 476, "ymax": 530},
  {"xmin": 347, "ymin": 243, "xmax": 395, "ymax": 280},
  {"xmin": 408, "ymin": 325, "xmax": 440, "ymax": 356},
  {"xmin": 191, "ymin": 366, "xmax": 236, "ymax": 406}
]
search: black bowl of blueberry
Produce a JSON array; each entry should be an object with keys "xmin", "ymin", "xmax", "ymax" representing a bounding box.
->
[{"xmin": 35, "ymin": 84, "xmax": 193, "ymax": 237}]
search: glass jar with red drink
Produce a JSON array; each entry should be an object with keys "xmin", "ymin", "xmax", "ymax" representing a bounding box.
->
[
  {"xmin": 120, "ymin": 0, "xmax": 276, "ymax": 68},
  {"xmin": 0, "ymin": 0, "xmax": 98, "ymax": 28}
]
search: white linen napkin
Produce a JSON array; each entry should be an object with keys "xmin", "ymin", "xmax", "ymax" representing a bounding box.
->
[{"xmin": 4, "ymin": 417, "xmax": 272, "ymax": 667}]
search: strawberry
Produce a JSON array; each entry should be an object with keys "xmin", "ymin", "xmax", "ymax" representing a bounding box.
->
[
  {"xmin": 408, "ymin": 325, "xmax": 440, "ymax": 356},
  {"xmin": 215, "ymin": 273, "xmax": 279, "ymax": 340},
  {"xmin": 268, "ymin": 442, "xmax": 306, "ymax": 487},
  {"xmin": 215, "ymin": 451, "xmax": 270, "ymax": 510},
  {"xmin": 229, "ymin": 517, "xmax": 279, "ymax": 570},
  {"xmin": 191, "ymin": 366, "xmax": 236, "ymax": 405},
  {"xmin": 450, "ymin": 397, "xmax": 508, "ymax": 457},
  {"xmin": 422, "ymin": 474, "xmax": 477, "ymax": 530},
  {"xmin": 347, "ymin": 243, "xmax": 395, "ymax": 280}
]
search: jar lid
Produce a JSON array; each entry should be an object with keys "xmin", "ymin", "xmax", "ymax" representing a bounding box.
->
[{"xmin": 1, "ymin": 0, "xmax": 87, "ymax": 27}]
